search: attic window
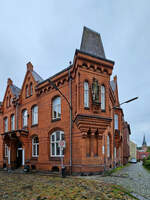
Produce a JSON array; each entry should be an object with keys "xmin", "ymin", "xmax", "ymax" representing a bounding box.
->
[
  {"xmin": 26, "ymin": 85, "xmax": 29, "ymax": 98},
  {"xmin": 30, "ymin": 83, "xmax": 33, "ymax": 96}
]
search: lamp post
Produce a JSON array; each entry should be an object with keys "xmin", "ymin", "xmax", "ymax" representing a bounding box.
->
[
  {"xmin": 111, "ymin": 97, "xmax": 138, "ymax": 170},
  {"xmin": 48, "ymin": 70, "xmax": 72, "ymax": 176}
]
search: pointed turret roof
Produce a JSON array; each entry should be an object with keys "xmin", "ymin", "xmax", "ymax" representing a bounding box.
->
[
  {"xmin": 142, "ymin": 135, "xmax": 147, "ymax": 146},
  {"xmin": 80, "ymin": 26, "xmax": 106, "ymax": 59}
]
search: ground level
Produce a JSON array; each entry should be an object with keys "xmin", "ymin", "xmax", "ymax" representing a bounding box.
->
[
  {"xmin": 0, "ymin": 171, "xmax": 135, "ymax": 200},
  {"xmin": 86, "ymin": 162, "xmax": 150, "ymax": 200}
]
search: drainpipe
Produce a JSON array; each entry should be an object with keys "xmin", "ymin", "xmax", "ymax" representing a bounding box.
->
[{"xmin": 69, "ymin": 69, "xmax": 72, "ymax": 175}]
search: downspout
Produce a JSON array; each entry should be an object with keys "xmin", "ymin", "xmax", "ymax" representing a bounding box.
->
[{"xmin": 69, "ymin": 69, "xmax": 72, "ymax": 175}]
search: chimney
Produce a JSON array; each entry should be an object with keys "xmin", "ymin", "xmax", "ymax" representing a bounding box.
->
[
  {"xmin": 7, "ymin": 78, "xmax": 13, "ymax": 86},
  {"xmin": 27, "ymin": 62, "xmax": 33, "ymax": 71},
  {"xmin": 114, "ymin": 75, "xmax": 117, "ymax": 82}
]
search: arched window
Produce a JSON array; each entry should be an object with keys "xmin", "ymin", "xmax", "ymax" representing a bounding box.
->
[
  {"xmin": 11, "ymin": 114, "xmax": 15, "ymax": 131},
  {"xmin": 32, "ymin": 105, "xmax": 38, "ymax": 125},
  {"xmin": 114, "ymin": 114, "xmax": 118, "ymax": 130},
  {"xmin": 52, "ymin": 97, "xmax": 61, "ymax": 120},
  {"xmin": 84, "ymin": 81, "xmax": 89, "ymax": 108},
  {"xmin": 107, "ymin": 135, "xmax": 110, "ymax": 158},
  {"xmin": 50, "ymin": 131, "xmax": 64, "ymax": 157},
  {"xmin": 4, "ymin": 117, "xmax": 8, "ymax": 132},
  {"xmin": 32, "ymin": 136, "xmax": 39, "ymax": 157},
  {"xmin": 22, "ymin": 109, "xmax": 28, "ymax": 127},
  {"xmin": 30, "ymin": 83, "xmax": 33, "ymax": 96},
  {"xmin": 101, "ymin": 85, "xmax": 105, "ymax": 110},
  {"xmin": 26, "ymin": 85, "xmax": 29, "ymax": 98}
]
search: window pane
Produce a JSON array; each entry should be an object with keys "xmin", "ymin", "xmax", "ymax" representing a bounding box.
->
[
  {"xmin": 84, "ymin": 82, "xmax": 89, "ymax": 108},
  {"xmin": 61, "ymin": 133, "xmax": 64, "ymax": 140},
  {"xmin": 56, "ymin": 143, "xmax": 60, "ymax": 155},
  {"xmin": 37, "ymin": 144, "xmax": 39, "ymax": 156},
  {"xmin": 114, "ymin": 114, "xmax": 118, "ymax": 129},
  {"xmin": 52, "ymin": 97, "xmax": 61, "ymax": 119},
  {"xmin": 52, "ymin": 134, "xmax": 55, "ymax": 142},
  {"xmin": 52, "ymin": 143, "xmax": 55, "ymax": 155},
  {"xmin": 101, "ymin": 86, "xmax": 105, "ymax": 110},
  {"xmin": 56, "ymin": 131, "xmax": 60, "ymax": 141}
]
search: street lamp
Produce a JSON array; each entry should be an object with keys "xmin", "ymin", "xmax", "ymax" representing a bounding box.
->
[{"xmin": 48, "ymin": 73, "xmax": 73, "ymax": 176}]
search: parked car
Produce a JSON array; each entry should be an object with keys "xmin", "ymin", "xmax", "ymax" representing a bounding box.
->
[{"xmin": 129, "ymin": 158, "xmax": 137, "ymax": 163}]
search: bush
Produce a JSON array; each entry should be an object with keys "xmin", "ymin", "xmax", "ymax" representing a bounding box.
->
[{"xmin": 143, "ymin": 159, "xmax": 150, "ymax": 169}]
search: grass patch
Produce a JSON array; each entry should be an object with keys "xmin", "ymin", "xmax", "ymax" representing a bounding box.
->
[{"xmin": 104, "ymin": 163, "xmax": 130, "ymax": 176}]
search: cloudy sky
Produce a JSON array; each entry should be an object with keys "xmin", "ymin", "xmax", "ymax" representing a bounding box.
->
[{"xmin": 0, "ymin": 0, "xmax": 149, "ymax": 146}]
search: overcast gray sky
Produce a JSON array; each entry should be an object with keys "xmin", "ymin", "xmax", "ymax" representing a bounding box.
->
[{"xmin": 0, "ymin": 0, "xmax": 149, "ymax": 146}]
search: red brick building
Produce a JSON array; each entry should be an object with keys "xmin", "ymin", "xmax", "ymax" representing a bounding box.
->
[
  {"xmin": 0, "ymin": 27, "xmax": 124, "ymax": 174},
  {"xmin": 122, "ymin": 121, "xmax": 131, "ymax": 165}
]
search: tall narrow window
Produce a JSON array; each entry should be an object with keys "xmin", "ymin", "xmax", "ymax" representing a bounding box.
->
[
  {"xmin": 52, "ymin": 97, "xmax": 61, "ymax": 120},
  {"xmin": 114, "ymin": 114, "xmax": 118, "ymax": 130},
  {"xmin": 107, "ymin": 135, "xmax": 110, "ymax": 158},
  {"xmin": 30, "ymin": 83, "xmax": 33, "ymax": 96},
  {"xmin": 11, "ymin": 114, "xmax": 15, "ymax": 131},
  {"xmin": 4, "ymin": 117, "xmax": 8, "ymax": 132},
  {"xmin": 26, "ymin": 85, "xmax": 29, "ymax": 98},
  {"xmin": 5, "ymin": 144, "xmax": 8, "ymax": 157},
  {"xmin": 101, "ymin": 85, "xmax": 105, "ymax": 110},
  {"xmin": 114, "ymin": 147, "xmax": 116, "ymax": 158},
  {"xmin": 22, "ymin": 109, "xmax": 28, "ymax": 127},
  {"xmin": 32, "ymin": 105, "xmax": 38, "ymax": 125},
  {"xmin": 50, "ymin": 131, "xmax": 64, "ymax": 157},
  {"xmin": 32, "ymin": 136, "xmax": 39, "ymax": 157},
  {"xmin": 84, "ymin": 81, "xmax": 89, "ymax": 108}
]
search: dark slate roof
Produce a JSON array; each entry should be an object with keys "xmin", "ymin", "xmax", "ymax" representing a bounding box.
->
[
  {"xmin": 10, "ymin": 84, "xmax": 21, "ymax": 97},
  {"xmin": 38, "ymin": 65, "xmax": 73, "ymax": 86},
  {"xmin": 142, "ymin": 135, "xmax": 147, "ymax": 146},
  {"xmin": 80, "ymin": 26, "xmax": 106, "ymax": 59},
  {"xmin": 110, "ymin": 80, "xmax": 116, "ymax": 91},
  {"xmin": 32, "ymin": 70, "xmax": 43, "ymax": 83}
]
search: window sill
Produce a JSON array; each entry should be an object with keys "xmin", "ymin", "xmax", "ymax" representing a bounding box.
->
[
  {"xmin": 31, "ymin": 124, "xmax": 38, "ymax": 128},
  {"xmin": 51, "ymin": 118, "xmax": 61, "ymax": 122},
  {"xmin": 84, "ymin": 107, "xmax": 89, "ymax": 110}
]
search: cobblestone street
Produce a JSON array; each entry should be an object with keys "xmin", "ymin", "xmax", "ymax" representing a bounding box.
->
[{"xmin": 86, "ymin": 162, "xmax": 150, "ymax": 200}]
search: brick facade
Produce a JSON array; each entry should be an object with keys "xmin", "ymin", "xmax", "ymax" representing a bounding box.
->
[{"xmin": 0, "ymin": 27, "xmax": 125, "ymax": 174}]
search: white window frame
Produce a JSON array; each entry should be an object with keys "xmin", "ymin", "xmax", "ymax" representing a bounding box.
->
[
  {"xmin": 101, "ymin": 85, "xmax": 105, "ymax": 110},
  {"xmin": 84, "ymin": 81, "xmax": 89, "ymax": 108},
  {"xmin": 5, "ymin": 144, "xmax": 8, "ymax": 157},
  {"xmin": 50, "ymin": 131, "xmax": 64, "ymax": 157},
  {"xmin": 22, "ymin": 109, "xmax": 28, "ymax": 127},
  {"xmin": 107, "ymin": 135, "xmax": 110, "ymax": 158},
  {"xmin": 32, "ymin": 136, "xmax": 39, "ymax": 157},
  {"xmin": 52, "ymin": 97, "xmax": 61, "ymax": 120},
  {"xmin": 114, "ymin": 114, "xmax": 118, "ymax": 130},
  {"xmin": 32, "ymin": 105, "xmax": 38, "ymax": 125},
  {"xmin": 11, "ymin": 114, "xmax": 15, "ymax": 131},
  {"xmin": 4, "ymin": 117, "xmax": 8, "ymax": 132}
]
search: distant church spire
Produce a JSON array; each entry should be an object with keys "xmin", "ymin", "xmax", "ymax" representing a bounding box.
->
[{"xmin": 142, "ymin": 135, "xmax": 147, "ymax": 146}]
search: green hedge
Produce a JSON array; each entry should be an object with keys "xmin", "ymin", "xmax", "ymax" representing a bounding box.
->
[{"xmin": 143, "ymin": 157, "xmax": 150, "ymax": 169}]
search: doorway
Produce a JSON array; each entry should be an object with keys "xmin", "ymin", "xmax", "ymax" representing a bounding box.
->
[{"xmin": 16, "ymin": 148, "xmax": 22, "ymax": 168}]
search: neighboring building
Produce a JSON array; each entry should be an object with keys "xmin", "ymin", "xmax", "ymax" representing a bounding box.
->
[
  {"xmin": 137, "ymin": 135, "xmax": 150, "ymax": 161},
  {"xmin": 0, "ymin": 27, "xmax": 125, "ymax": 174},
  {"xmin": 129, "ymin": 141, "xmax": 137, "ymax": 161},
  {"xmin": 123, "ymin": 121, "xmax": 131, "ymax": 165}
]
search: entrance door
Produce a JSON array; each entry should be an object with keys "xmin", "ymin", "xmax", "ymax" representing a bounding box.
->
[{"xmin": 16, "ymin": 148, "xmax": 22, "ymax": 168}]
